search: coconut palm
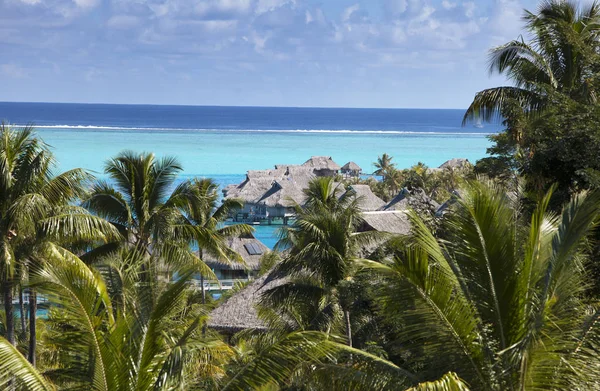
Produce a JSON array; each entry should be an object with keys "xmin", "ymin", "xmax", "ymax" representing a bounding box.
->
[
  {"xmin": 263, "ymin": 177, "xmax": 383, "ymax": 347},
  {"xmin": 0, "ymin": 124, "xmax": 117, "ymax": 359},
  {"xmin": 464, "ymin": 0, "xmax": 600, "ymax": 124},
  {"xmin": 0, "ymin": 246, "xmax": 234, "ymax": 391},
  {"xmin": 174, "ymin": 178, "xmax": 253, "ymax": 304},
  {"xmin": 0, "ymin": 246, "xmax": 419, "ymax": 391},
  {"xmin": 82, "ymin": 151, "xmax": 213, "ymax": 283},
  {"xmin": 360, "ymin": 180, "xmax": 600, "ymax": 390},
  {"xmin": 373, "ymin": 153, "xmax": 396, "ymax": 179}
]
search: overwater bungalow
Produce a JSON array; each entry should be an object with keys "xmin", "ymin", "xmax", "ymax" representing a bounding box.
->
[
  {"xmin": 341, "ymin": 161, "xmax": 362, "ymax": 177},
  {"xmin": 223, "ymin": 157, "xmax": 343, "ymax": 223},
  {"xmin": 204, "ymin": 232, "xmax": 270, "ymax": 281},
  {"xmin": 302, "ymin": 156, "xmax": 341, "ymax": 177}
]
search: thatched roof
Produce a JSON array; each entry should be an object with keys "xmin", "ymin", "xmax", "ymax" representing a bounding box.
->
[
  {"xmin": 204, "ymin": 233, "xmax": 270, "ymax": 271},
  {"xmin": 208, "ymin": 274, "xmax": 287, "ymax": 332},
  {"xmin": 224, "ymin": 165, "xmax": 315, "ymax": 208},
  {"xmin": 257, "ymin": 179, "xmax": 307, "ymax": 208},
  {"xmin": 381, "ymin": 188, "xmax": 411, "ymax": 211},
  {"xmin": 207, "ymin": 274, "xmax": 271, "ymax": 332},
  {"xmin": 344, "ymin": 185, "xmax": 386, "ymax": 211},
  {"xmin": 435, "ymin": 189, "xmax": 464, "ymax": 216},
  {"xmin": 341, "ymin": 161, "xmax": 361, "ymax": 171},
  {"xmin": 439, "ymin": 158, "xmax": 471, "ymax": 170},
  {"xmin": 302, "ymin": 156, "xmax": 341, "ymax": 171},
  {"xmin": 361, "ymin": 211, "xmax": 411, "ymax": 235}
]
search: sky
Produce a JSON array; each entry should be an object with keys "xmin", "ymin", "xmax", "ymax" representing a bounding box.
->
[{"xmin": 0, "ymin": 0, "xmax": 546, "ymax": 109}]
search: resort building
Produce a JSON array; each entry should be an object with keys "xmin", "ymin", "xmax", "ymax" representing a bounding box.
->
[
  {"xmin": 301, "ymin": 156, "xmax": 341, "ymax": 177},
  {"xmin": 342, "ymin": 184, "xmax": 386, "ymax": 211},
  {"xmin": 223, "ymin": 156, "xmax": 342, "ymax": 223},
  {"xmin": 359, "ymin": 210, "xmax": 411, "ymax": 235},
  {"xmin": 204, "ymin": 232, "xmax": 270, "ymax": 281},
  {"xmin": 341, "ymin": 161, "xmax": 362, "ymax": 177},
  {"xmin": 208, "ymin": 210, "xmax": 412, "ymax": 334},
  {"xmin": 207, "ymin": 274, "xmax": 275, "ymax": 334}
]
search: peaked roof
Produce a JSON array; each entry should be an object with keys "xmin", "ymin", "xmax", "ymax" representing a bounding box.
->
[
  {"xmin": 361, "ymin": 211, "xmax": 411, "ymax": 235},
  {"xmin": 380, "ymin": 188, "xmax": 411, "ymax": 211},
  {"xmin": 208, "ymin": 274, "xmax": 286, "ymax": 332},
  {"xmin": 344, "ymin": 184, "xmax": 386, "ymax": 211},
  {"xmin": 207, "ymin": 275, "xmax": 270, "ymax": 332},
  {"xmin": 204, "ymin": 233, "xmax": 270, "ymax": 271},
  {"xmin": 439, "ymin": 158, "xmax": 471, "ymax": 170},
  {"xmin": 341, "ymin": 161, "xmax": 362, "ymax": 171},
  {"xmin": 224, "ymin": 166, "xmax": 315, "ymax": 207},
  {"xmin": 302, "ymin": 156, "xmax": 341, "ymax": 171}
]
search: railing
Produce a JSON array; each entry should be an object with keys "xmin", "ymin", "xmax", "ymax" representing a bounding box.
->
[{"xmin": 188, "ymin": 279, "xmax": 251, "ymax": 291}]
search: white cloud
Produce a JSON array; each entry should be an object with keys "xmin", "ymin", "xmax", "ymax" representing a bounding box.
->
[
  {"xmin": 73, "ymin": 0, "xmax": 100, "ymax": 9},
  {"xmin": 442, "ymin": 1, "xmax": 457, "ymax": 9},
  {"xmin": 17, "ymin": 0, "xmax": 41, "ymax": 5},
  {"xmin": 195, "ymin": 0, "xmax": 252, "ymax": 19},
  {"xmin": 463, "ymin": 2, "xmax": 476, "ymax": 18},
  {"xmin": 255, "ymin": 0, "xmax": 293, "ymax": 15},
  {"xmin": 384, "ymin": 0, "xmax": 408, "ymax": 15},
  {"xmin": 488, "ymin": 0, "xmax": 525, "ymax": 42},
  {"xmin": 1, "ymin": 63, "xmax": 28, "ymax": 78},
  {"xmin": 305, "ymin": 10, "xmax": 313, "ymax": 24},
  {"xmin": 107, "ymin": 15, "xmax": 140, "ymax": 29},
  {"xmin": 342, "ymin": 4, "xmax": 360, "ymax": 22}
]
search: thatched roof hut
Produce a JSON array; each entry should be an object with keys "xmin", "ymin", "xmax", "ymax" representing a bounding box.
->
[
  {"xmin": 341, "ymin": 161, "xmax": 362, "ymax": 176},
  {"xmin": 302, "ymin": 156, "xmax": 341, "ymax": 176},
  {"xmin": 360, "ymin": 211, "xmax": 411, "ymax": 235},
  {"xmin": 344, "ymin": 185, "xmax": 386, "ymax": 211},
  {"xmin": 342, "ymin": 161, "xmax": 361, "ymax": 171},
  {"xmin": 207, "ymin": 274, "xmax": 271, "ymax": 332},
  {"xmin": 380, "ymin": 188, "xmax": 411, "ymax": 211},
  {"xmin": 207, "ymin": 274, "xmax": 287, "ymax": 333},
  {"xmin": 439, "ymin": 158, "xmax": 471, "ymax": 170},
  {"xmin": 224, "ymin": 165, "xmax": 315, "ymax": 208},
  {"xmin": 204, "ymin": 233, "xmax": 270, "ymax": 271}
]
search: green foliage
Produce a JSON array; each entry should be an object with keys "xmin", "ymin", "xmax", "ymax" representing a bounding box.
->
[
  {"xmin": 360, "ymin": 180, "xmax": 600, "ymax": 390},
  {"xmin": 464, "ymin": 0, "xmax": 600, "ymax": 124}
]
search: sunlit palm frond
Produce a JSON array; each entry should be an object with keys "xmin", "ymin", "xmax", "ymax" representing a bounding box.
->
[{"xmin": 0, "ymin": 336, "xmax": 55, "ymax": 391}]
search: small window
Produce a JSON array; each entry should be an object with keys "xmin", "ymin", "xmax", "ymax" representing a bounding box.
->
[{"xmin": 244, "ymin": 243, "xmax": 263, "ymax": 255}]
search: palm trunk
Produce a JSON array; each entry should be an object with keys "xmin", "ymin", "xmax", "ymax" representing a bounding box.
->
[
  {"xmin": 344, "ymin": 310, "xmax": 352, "ymax": 348},
  {"xmin": 3, "ymin": 279, "xmax": 15, "ymax": 345},
  {"xmin": 27, "ymin": 289, "xmax": 36, "ymax": 365},
  {"xmin": 18, "ymin": 287, "xmax": 26, "ymax": 335},
  {"xmin": 199, "ymin": 249, "xmax": 207, "ymax": 337},
  {"xmin": 198, "ymin": 249, "xmax": 206, "ymax": 305}
]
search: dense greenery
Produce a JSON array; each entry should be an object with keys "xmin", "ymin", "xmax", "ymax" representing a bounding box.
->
[{"xmin": 5, "ymin": 1, "xmax": 600, "ymax": 390}]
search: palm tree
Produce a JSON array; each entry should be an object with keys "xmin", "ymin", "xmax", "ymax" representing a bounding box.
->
[
  {"xmin": 464, "ymin": 0, "xmax": 600, "ymax": 124},
  {"xmin": 83, "ymin": 151, "xmax": 213, "ymax": 283},
  {"xmin": 0, "ymin": 124, "xmax": 117, "ymax": 358},
  {"xmin": 263, "ymin": 177, "xmax": 383, "ymax": 347},
  {"xmin": 360, "ymin": 180, "xmax": 600, "ymax": 389},
  {"xmin": 174, "ymin": 178, "xmax": 253, "ymax": 304},
  {"xmin": 0, "ymin": 246, "xmax": 234, "ymax": 391},
  {"xmin": 373, "ymin": 153, "xmax": 396, "ymax": 179}
]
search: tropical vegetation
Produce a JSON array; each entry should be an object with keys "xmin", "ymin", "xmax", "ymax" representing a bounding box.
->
[{"xmin": 5, "ymin": 1, "xmax": 600, "ymax": 390}]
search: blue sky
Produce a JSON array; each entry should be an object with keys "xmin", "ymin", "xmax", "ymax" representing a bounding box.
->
[{"xmin": 1, "ymin": 0, "xmax": 544, "ymax": 108}]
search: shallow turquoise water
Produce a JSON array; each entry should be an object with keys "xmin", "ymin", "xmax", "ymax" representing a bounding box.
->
[
  {"xmin": 38, "ymin": 127, "xmax": 491, "ymax": 177},
  {"xmin": 37, "ymin": 127, "xmax": 492, "ymax": 249},
  {"xmin": 33, "ymin": 126, "xmax": 492, "ymax": 250}
]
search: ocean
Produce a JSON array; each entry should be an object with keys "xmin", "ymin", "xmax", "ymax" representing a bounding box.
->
[{"xmin": 0, "ymin": 102, "xmax": 499, "ymax": 248}]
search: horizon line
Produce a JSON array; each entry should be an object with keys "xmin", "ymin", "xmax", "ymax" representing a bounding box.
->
[{"xmin": 0, "ymin": 100, "xmax": 468, "ymax": 111}]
